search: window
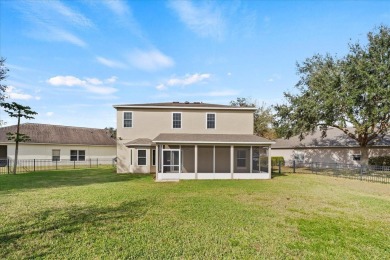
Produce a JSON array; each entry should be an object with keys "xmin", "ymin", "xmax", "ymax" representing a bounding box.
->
[
  {"xmin": 172, "ymin": 112, "xmax": 181, "ymax": 128},
  {"xmin": 70, "ymin": 150, "xmax": 85, "ymax": 161},
  {"xmin": 237, "ymin": 149, "xmax": 247, "ymax": 168},
  {"xmin": 207, "ymin": 113, "xmax": 216, "ymax": 129},
  {"xmin": 352, "ymin": 154, "xmax": 361, "ymax": 161},
  {"xmin": 138, "ymin": 150, "xmax": 147, "ymax": 166},
  {"xmin": 52, "ymin": 149, "xmax": 60, "ymax": 161},
  {"xmin": 152, "ymin": 149, "xmax": 156, "ymax": 166},
  {"xmin": 123, "ymin": 112, "xmax": 132, "ymax": 128},
  {"xmin": 294, "ymin": 153, "xmax": 304, "ymax": 162}
]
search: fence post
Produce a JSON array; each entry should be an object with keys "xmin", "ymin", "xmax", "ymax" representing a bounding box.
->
[
  {"xmin": 311, "ymin": 162, "xmax": 313, "ymax": 174},
  {"xmin": 360, "ymin": 166, "xmax": 363, "ymax": 181},
  {"xmin": 90, "ymin": 158, "xmax": 91, "ymax": 168},
  {"xmin": 293, "ymin": 160, "xmax": 296, "ymax": 173},
  {"xmin": 74, "ymin": 160, "xmax": 75, "ymax": 169},
  {"xmin": 34, "ymin": 159, "xmax": 36, "ymax": 172},
  {"xmin": 7, "ymin": 159, "xmax": 10, "ymax": 174},
  {"xmin": 278, "ymin": 160, "xmax": 281, "ymax": 174},
  {"xmin": 56, "ymin": 160, "xmax": 58, "ymax": 170},
  {"xmin": 97, "ymin": 158, "xmax": 99, "ymax": 168}
]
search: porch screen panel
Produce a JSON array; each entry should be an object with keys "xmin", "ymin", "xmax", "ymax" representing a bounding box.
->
[
  {"xmin": 215, "ymin": 146, "xmax": 230, "ymax": 173},
  {"xmin": 234, "ymin": 147, "xmax": 250, "ymax": 173},
  {"xmin": 252, "ymin": 147, "xmax": 260, "ymax": 173},
  {"xmin": 181, "ymin": 146, "xmax": 195, "ymax": 173},
  {"xmin": 198, "ymin": 146, "xmax": 213, "ymax": 173},
  {"xmin": 259, "ymin": 147, "xmax": 269, "ymax": 172}
]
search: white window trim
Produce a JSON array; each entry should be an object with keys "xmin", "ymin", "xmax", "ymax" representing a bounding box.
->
[
  {"xmin": 70, "ymin": 150, "xmax": 86, "ymax": 161},
  {"xmin": 172, "ymin": 112, "xmax": 182, "ymax": 129},
  {"xmin": 137, "ymin": 149, "xmax": 147, "ymax": 166},
  {"xmin": 52, "ymin": 149, "xmax": 61, "ymax": 162},
  {"xmin": 206, "ymin": 113, "xmax": 216, "ymax": 129},
  {"xmin": 236, "ymin": 149, "xmax": 247, "ymax": 169},
  {"xmin": 123, "ymin": 111, "xmax": 133, "ymax": 128},
  {"xmin": 152, "ymin": 149, "xmax": 156, "ymax": 166}
]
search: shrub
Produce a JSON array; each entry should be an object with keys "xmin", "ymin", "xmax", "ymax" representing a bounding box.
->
[
  {"xmin": 271, "ymin": 156, "xmax": 285, "ymax": 166},
  {"xmin": 368, "ymin": 156, "xmax": 390, "ymax": 166}
]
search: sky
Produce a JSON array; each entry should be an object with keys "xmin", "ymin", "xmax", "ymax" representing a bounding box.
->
[{"xmin": 0, "ymin": 0, "xmax": 389, "ymax": 129}]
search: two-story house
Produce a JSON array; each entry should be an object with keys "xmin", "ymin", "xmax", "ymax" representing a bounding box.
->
[{"xmin": 114, "ymin": 102, "xmax": 275, "ymax": 180}]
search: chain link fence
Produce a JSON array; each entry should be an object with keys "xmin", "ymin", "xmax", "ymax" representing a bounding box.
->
[
  {"xmin": 272, "ymin": 160, "xmax": 390, "ymax": 184},
  {"xmin": 0, "ymin": 158, "xmax": 116, "ymax": 174}
]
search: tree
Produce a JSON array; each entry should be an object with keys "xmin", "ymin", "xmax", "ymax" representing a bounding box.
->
[
  {"xmin": 0, "ymin": 57, "xmax": 8, "ymax": 101},
  {"xmin": 1, "ymin": 102, "xmax": 37, "ymax": 174},
  {"xmin": 105, "ymin": 127, "xmax": 117, "ymax": 139},
  {"xmin": 274, "ymin": 25, "xmax": 390, "ymax": 165},
  {"xmin": 230, "ymin": 97, "xmax": 277, "ymax": 139}
]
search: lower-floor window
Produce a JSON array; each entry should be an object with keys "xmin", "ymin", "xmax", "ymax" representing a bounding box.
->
[
  {"xmin": 352, "ymin": 154, "xmax": 361, "ymax": 161},
  {"xmin": 237, "ymin": 149, "xmax": 247, "ymax": 167},
  {"xmin": 138, "ymin": 150, "xmax": 146, "ymax": 166},
  {"xmin": 70, "ymin": 150, "xmax": 85, "ymax": 161},
  {"xmin": 52, "ymin": 149, "xmax": 60, "ymax": 161}
]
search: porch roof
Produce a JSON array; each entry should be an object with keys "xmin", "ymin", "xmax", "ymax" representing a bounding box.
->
[
  {"xmin": 125, "ymin": 138, "xmax": 154, "ymax": 147},
  {"xmin": 153, "ymin": 133, "xmax": 275, "ymax": 145}
]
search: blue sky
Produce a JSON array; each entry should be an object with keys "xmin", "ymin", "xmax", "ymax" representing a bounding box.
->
[{"xmin": 0, "ymin": 0, "xmax": 389, "ymax": 128}]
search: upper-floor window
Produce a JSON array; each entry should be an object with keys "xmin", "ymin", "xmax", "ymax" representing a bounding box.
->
[
  {"xmin": 123, "ymin": 112, "xmax": 132, "ymax": 128},
  {"xmin": 172, "ymin": 112, "xmax": 181, "ymax": 129},
  {"xmin": 207, "ymin": 113, "xmax": 216, "ymax": 129},
  {"xmin": 70, "ymin": 150, "xmax": 85, "ymax": 161}
]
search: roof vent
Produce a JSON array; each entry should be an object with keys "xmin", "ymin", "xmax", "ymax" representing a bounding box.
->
[
  {"xmin": 185, "ymin": 101, "xmax": 190, "ymax": 104},
  {"xmin": 193, "ymin": 102, "xmax": 201, "ymax": 104},
  {"xmin": 173, "ymin": 101, "xmax": 180, "ymax": 103}
]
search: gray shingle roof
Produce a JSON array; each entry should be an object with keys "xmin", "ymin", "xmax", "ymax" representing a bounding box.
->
[
  {"xmin": 153, "ymin": 133, "xmax": 274, "ymax": 144},
  {"xmin": 125, "ymin": 138, "xmax": 153, "ymax": 146},
  {"xmin": 0, "ymin": 123, "xmax": 116, "ymax": 146},
  {"xmin": 113, "ymin": 102, "xmax": 256, "ymax": 110},
  {"xmin": 272, "ymin": 128, "xmax": 390, "ymax": 148}
]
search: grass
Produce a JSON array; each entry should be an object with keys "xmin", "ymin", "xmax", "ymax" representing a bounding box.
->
[{"xmin": 0, "ymin": 169, "xmax": 389, "ymax": 259}]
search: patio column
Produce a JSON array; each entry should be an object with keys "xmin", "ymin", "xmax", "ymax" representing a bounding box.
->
[
  {"xmin": 156, "ymin": 145, "xmax": 159, "ymax": 179},
  {"xmin": 268, "ymin": 146, "xmax": 272, "ymax": 179},
  {"xmin": 195, "ymin": 145, "xmax": 198, "ymax": 179},
  {"xmin": 230, "ymin": 145, "xmax": 234, "ymax": 179},
  {"xmin": 213, "ymin": 145, "xmax": 215, "ymax": 173}
]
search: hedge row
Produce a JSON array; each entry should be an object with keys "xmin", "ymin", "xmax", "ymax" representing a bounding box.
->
[{"xmin": 369, "ymin": 156, "xmax": 390, "ymax": 166}]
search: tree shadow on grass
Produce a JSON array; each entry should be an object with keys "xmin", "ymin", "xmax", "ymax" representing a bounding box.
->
[
  {"xmin": 0, "ymin": 198, "xmax": 152, "ymax": 258},
  {"xmin": 271, "ymin": 172, "xmax": 289, "ymax": 178},
  {"xmin": 0, "ymin": 169, "xmax": 152, "ymax": 193}
]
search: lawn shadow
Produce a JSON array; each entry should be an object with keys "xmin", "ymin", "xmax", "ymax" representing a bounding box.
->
[
  {"xmin": 271, "ymin": 172, "xmax": 289, "ymax": 178},
  {"xmin": 0, "ymin": 199, "xmax": 152, "ymax": 258},
  {"xmin": 0, "ymin": 169, "xmax": 152, "ymax": 193}
]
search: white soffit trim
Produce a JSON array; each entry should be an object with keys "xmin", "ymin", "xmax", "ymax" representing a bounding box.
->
[
  {"xmin": 153, "ymin": 140, "xmax": 275, "ymax": 145},
  {"xmin": 113, "ymin": 105, "xmax": 256, "ymax": 111}
]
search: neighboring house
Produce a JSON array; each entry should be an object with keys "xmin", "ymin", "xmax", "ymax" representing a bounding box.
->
[
  {"xmin": 0, "ymin": 123, "xmax": 116, "ymax": 162},
  {"xmin": 114, "ymin": 102, "xmax": 274, "ymax": 180},
  {"xmin": 272, "ymin": 128, "xmax": 390, "ymax": 165}
]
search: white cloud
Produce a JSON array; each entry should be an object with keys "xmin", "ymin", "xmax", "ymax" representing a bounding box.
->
[
  {"xmin": 105, "ymin": 76, "xmax": 117, "ymax": 84},
  {"xmin": 128, "ymin": 49, "xmax": 174, "ymax": 71},
  {"xmin": 267, "ymin": 73, "xmax": 281, "ymax": 82},
  {"xmin": 156, "ymin": 84, "xmax": 167, "ymax": 90},
  {"xmin": 167, "ymin": 73, "xmax": 211, "ymax": 86},
  {"xmin": 47, "ymin": 75, "xmax": 118, "ymax": 95},
  {"xmin": 46, "ymin": 112, "xmax": 54, "ymax": 117},
  {"xmin": 96, "ymin": 56, "xmax": 127, "ymax": 69},
  {"xmin": 5, "ymin": 86, "xmax": 40, "ymax": 100},
  {"xmin": 227, "ymin": 72, "xmax": 232, "ymax": 76},
  {"xmin": 156, "ymin": 73, "xmax": 211, "ymax": 90},
  {"xmin": 102, "ymin": 0, "xmax": 130, "ymax": 16},
  {"xmin": 169, "ymin": 0, "xmax": 225, "ymax": 40}
]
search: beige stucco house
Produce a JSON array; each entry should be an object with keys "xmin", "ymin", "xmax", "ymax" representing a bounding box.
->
[
  {"xmin": 114, "ymin": 102, "xmax": 274, "ymax": 180},
  {"xmin": 272, "ymin": 127, "xmax": 390, "ymax": 166},
  {"xmin": 0, "ymin": 123, "xmax": 116, "ymax": 162}
]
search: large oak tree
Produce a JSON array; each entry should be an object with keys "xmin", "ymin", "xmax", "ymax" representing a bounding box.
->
[{"xmin": 274, "ymin": 26, "xmax": 390, "ymax": 164}]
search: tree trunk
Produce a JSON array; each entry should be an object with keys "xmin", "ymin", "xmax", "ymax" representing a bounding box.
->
[
  {"xmin": 13, "ymin": 115, "xmax": 20, "ymax": 174},
  {"xmin": 360, "ymin": 146, "xmax": 369, "ymax": 166}
]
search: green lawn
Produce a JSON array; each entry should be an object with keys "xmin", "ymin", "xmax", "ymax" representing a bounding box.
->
[{"xmin": 1, "ymin": 169, "xmax": 389, "ymax": 259}]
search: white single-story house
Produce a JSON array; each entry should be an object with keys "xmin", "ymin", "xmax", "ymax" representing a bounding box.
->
[
  {"xmin": 0, "ymin": 123, "xmax": 116, "ymax": 162},
  {"xmin": 272, "ymin": 127, "xmax": 390, "ymax": 165}
]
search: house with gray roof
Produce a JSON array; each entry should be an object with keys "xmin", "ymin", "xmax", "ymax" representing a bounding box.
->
[
  {"xmin": 272, "ymin": 127, "xmax": 390, "ymax": 165},
  {"xmin": 0, "ymin": 123, "xmax": 116, "ymax": 162},
  {"xmin": 113, "ymin": 102, "xmax": 275, "ymax": 180}
]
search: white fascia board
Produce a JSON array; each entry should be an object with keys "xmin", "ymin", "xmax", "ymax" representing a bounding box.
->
[
  {"xmin": 153, "ymin": 140, "xmax": 275, "ymax": 145},
  {"xmin": 113, "ymin": 105, "xmax": 256, "ymax": 111}
]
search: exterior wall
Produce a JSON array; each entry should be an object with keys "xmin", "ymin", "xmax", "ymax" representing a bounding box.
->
[
  {"xmin": 2, "ymin": 143, "xmax": 116, "ymax": 161},
  {"xmin": 272, "ymin": 147, "xmax": 390, "ymax": 166},
  {"xmin": 116, "ymin": 107, "xmax": 254, "ymax": 173}
]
